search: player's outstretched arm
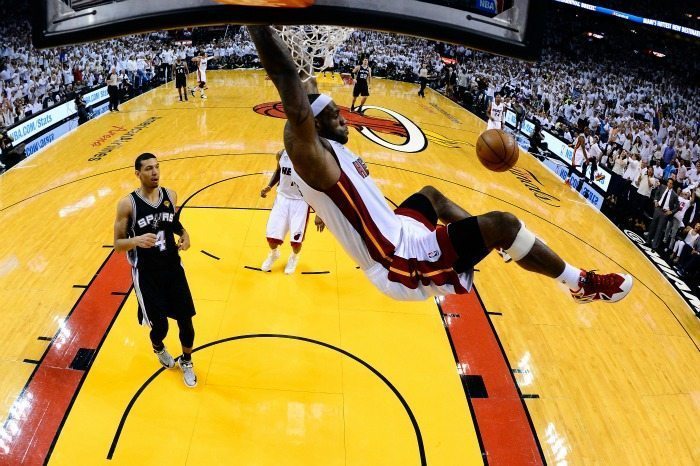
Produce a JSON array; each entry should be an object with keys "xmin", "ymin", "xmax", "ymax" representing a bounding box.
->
[
  {"xmin": 261, "ymin": 150, "xmax": 283, "ymax": 197},
  {"xmin": 248, "ymin": 26, "xmax": 335, "ymax": 190}
]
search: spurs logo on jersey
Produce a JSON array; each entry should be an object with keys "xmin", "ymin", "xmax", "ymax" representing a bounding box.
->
[
  {"xmin": 136, "ymin": 212, "xmax": 175, "ymax": 229},
  {"xmin": 127, "ymin": 187, "xmax": 179, "ymax": 268},
  {"xmin": 357, "ymin": 65, "xmax": 370, "ymax": 82}
]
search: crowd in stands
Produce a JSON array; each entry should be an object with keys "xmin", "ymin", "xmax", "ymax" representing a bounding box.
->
[{"xmin": 2, "ymin": 6, "xmax": 700, "ymax": 281}]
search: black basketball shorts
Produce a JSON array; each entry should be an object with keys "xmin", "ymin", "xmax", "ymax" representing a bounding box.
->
[{"xmin": 132, "ymin": 263, "xmax": 196, "ymax": 326}]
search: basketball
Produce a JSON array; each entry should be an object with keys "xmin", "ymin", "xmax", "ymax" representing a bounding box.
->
[{"xmin": 475, "ymin": 129, "xmax": 519, "ymax": 172}]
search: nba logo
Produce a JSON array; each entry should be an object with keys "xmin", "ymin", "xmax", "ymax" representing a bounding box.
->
[
  {"xmin": 353, "ymin": 158, "xmax": 370, "ymax": 178},
  {"xmin": 475, "ymin": 0, "xmax": 497, "ymax": 14}
]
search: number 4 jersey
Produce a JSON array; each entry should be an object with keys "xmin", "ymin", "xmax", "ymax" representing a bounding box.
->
[{"xmin": 127, "ymin": 187, "xmax": 180, "ymax": 269}]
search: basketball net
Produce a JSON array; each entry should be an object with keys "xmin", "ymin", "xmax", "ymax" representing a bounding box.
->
[{"xmin": 273, "ymin": 26, "xmax": 353, "ymax": 81}]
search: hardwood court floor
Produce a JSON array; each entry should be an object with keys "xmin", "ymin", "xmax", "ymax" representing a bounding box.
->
[{"xmin": 0, "ymin": 71, "xmax": 698, "ymax": 465}]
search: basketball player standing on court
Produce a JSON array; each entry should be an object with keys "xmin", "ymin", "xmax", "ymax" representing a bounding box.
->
[
  {"xmin": 113, "ymin": 153, "xmax": 198, "ymax": 387},
  {"xmin": 568, "ymin": 130, "xmax": 588, "ymax": 187},
  {"xmin": 417, "ymin": 62, "xmax": 429, "ymax": 98},
  {"xmin": 322, "ymin": 51, "xmax": 335, "ymax": 78},
  {"xmin": 260, "ymin": 149, "xmax": 325, "ymax": 274},
  {"xmin": 173, "ymin": 57, "xmax": 189, "ymax": 102},
  {"xmin": 248, "ymin": 25, "xmax": 632, "ymax": 304},
  {"xmin": 350, "ymin": 58, "xmax": 371, "ymax": 112},
  {"xmin": 486, "ymin": 93, "xmax": 504, "ymax": 130},
  {"xmin": 190, "ymin": 51, "xmax": 217, "ymax": 99}
]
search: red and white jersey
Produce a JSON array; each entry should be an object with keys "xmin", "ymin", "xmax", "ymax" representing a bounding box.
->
[
  {"xmin": 490, "ymin": 101, "xmax": 504, "ymax": 122},
  {"xmin": 198, "ymin": 57, "xmax": 210, "ymax": 73},
  {"xmin": 292, "ymin": 140, "xmax": 401, "ymax": 270},
  {"xmin": 196, "ymin": 57, "xmax": 210, "ymax": 82},
  {"xmin": 277, "ymin": 151, "xmax": 303, "ymax": 200},
  {"xmin": 292, "ymin": 139, "xmax": 472, "ymax": 300}
]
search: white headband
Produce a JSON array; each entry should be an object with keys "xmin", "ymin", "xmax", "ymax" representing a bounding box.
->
[{"xmin": 310, "ymin": 94, "xmax": 333, "ymax": 117}]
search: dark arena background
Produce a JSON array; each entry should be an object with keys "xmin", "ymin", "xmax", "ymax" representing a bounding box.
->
[{"xmin": 0, "ymin": 0, "xmax": 698, "ymax": 465}]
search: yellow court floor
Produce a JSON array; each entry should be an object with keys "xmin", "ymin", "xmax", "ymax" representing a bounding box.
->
[{"xmin": 0, "ymin": 71, "xmax": 698, "ymax": 466}]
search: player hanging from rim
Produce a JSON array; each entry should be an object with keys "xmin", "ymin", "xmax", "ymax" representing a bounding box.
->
[
  {"xmin": 247, "ymin": 25, "xmax": 633, "ymax": 304},
  {"xmin": 113, "ymin": 153, "xmax": 198, "ymax": 388},
  {"xmin": 173, "ymin": 56, "xmax": 189, "ymax": 102},
  {"xmin": 350, "ymin": 57, "xmax": 371, "ymax": 112},
  {"xmin": 190, "ymin": 50, "xmax": 218, "ymax": 99},
  {"xmin": 260, "ymin": 148, "xmax": 325, "ymax": 274}
]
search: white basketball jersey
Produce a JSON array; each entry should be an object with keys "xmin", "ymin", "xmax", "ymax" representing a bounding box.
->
[
  {"xmin": 490, "ymin": 102, "xmax": 504, "ymax": 121},
  {"xmin": 277, "ymin": 151, "xmax": 303, "ymax": 200},
  {"xmin": 198, "ymin": 57, "xmax": 209, "ymax": 73},
  {"xmin": 291, "ymin": 140, "xmax": 402, "ymax": 270}
]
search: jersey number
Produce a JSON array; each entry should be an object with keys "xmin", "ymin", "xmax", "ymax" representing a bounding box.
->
[{"xmin": 155, "ymin": 230, "xmax": 166, "ymax": 251}]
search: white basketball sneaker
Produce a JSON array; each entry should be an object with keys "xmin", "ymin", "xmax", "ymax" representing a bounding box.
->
[
  {"xmin": 261, "ymin": 249, "xmax": 280, "ymax": 272},
  {"xmin": 154, "ymin": 347, "xmax": 175, "ymax": 369},
  {"xmin": 284, "ymin": 253, "xmax": 299, "ymax": 274},
  {"xmin": 178, "ymin": 358, "xmax": 197, "ymax": 388}
]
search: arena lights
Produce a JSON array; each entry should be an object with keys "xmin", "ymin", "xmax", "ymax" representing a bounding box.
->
[
  {"xmin": 554, "ymin": 0, "xmax": 700, "ymax": 39},
  {"xmin": 586, "ymin": 32, "xmax": 604, "ymax": 39}
]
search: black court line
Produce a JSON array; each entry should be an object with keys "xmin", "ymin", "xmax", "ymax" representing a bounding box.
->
[
  {"xmin": 301, "ymin": 271, "xmax": 330, "ymax": 275},
  {"xmin": 487, "ymin": 312, "xmax": 503, "ymax": 316},
  {"xmin": 0, "ymin": 153, "xmax": 270, "ymax": 213},
  {"xmin": 23, "ymin": 359, "xmax": 40, "ymax": 365},
  {"xmin": 107, "ymin": 334, "xmax": 426, "ymax": 465},
  {"xmin": 521, "ymin": 394, "xmax": 540, "ymax": 399},
  {"xmin": 37, "ymin": 336, "xmax": 52, "ymax": 341},
  {"xmin": 45, "ymin": 279, "xmax": 133, "ymax": 462},
  {"xmin": 434, "ymin": 297, "xmax": 488, "ymax": 465},
  {"xmin": 72, "ymin": 285, "xmax": 88, "ymax": 289},
  {"xmin": 472, "ymin": 288, "xmax": 547, "ymax": 462},
  {"xmin": 200, "ymin": 250, "xmax": 221, "ymax": 261},
  {"xmin": 243, "ymin": 265, "xmax": 266, "ymax": 272},
  {"xmin": 102, "ymin": 245, "xmax": 113, "ymax": 248},
  {"xmin": 111, "ymin": 291, "xmax": 130, "ymax": 296},
  {"xmin": 3, "ymin": 252, "xmax": 114, "ymax": 444},
  {"xmin": 369, "ymin": 161, "xmax": 700, "ymax": 352}
]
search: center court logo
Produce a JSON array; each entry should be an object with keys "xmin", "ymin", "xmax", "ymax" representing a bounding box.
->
[{"xmin": 254, "ymin": 102, "xmax": 428, "ymax": 153}]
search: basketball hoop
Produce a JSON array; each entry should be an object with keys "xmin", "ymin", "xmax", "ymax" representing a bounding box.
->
[{"xmin": 273, "ymin": 25, "xmax": 353, "ymax": 81}]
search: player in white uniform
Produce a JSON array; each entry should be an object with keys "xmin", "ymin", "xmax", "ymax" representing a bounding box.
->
[
  {"xmin": 487, "ymin": 93, "xmax": 505, "ymax": 130},
  {"xmin": 249, "ymin": 25, "xmax": 633, "ymax": 304},
  {"xmin": 190, "ymin": 51, "xmax": 216, "ymax": 99},
  {"xmin": 260, "ymin": 149, "xmax": 324, "ymax": 274},
  {"xmin": 568, "ymin": 130, "xmax": 588, "ymax": 187}
]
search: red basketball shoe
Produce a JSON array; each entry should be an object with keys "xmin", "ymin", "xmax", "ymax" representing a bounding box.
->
[{"xmin": 570, "ymin": 270, "xmax": 633, "ymax": 303}]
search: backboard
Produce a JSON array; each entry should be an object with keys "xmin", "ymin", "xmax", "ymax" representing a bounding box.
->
[{"xmin": 33, "ymin": 0, "xmax": 545, "ymax": 60}]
